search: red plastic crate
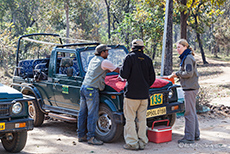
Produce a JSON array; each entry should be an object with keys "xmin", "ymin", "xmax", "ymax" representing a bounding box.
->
[{"xmin": 148, "ymin": 119, "xmax": 172, "ymax": 143}]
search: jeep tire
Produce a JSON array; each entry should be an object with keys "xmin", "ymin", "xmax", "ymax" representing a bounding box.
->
[
  {"xmin": 28, "ymin": 100, "xmax": 44, "ymax": 126},
  {"xmin": 1, "ymin": 130, "xmax": 27, "ymax": 153},
  {"xmin": 168, "ymin": 113, "xmax": 176, "ymax": 126},
  {"xmin": 96, "ymin": 104, "xmax": 123, "ymax": 142}
]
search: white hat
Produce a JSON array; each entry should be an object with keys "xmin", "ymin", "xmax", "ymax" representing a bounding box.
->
[{"xmin": 132, "ymin": 39, "xmax": 144, "ymax": 48}]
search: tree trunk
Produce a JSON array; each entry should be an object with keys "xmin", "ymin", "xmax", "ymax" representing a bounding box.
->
[
  {"xmin": 209, "ymin": 27, "xmax": 212, "ymax": 52},
  {"xmin": 65, "ymin": 1, "xmax": 70, "ymax": 44},
  {"xmin": 105, "ymin": 0, "xmax": 111, "ymax": 39},
  {"xmin": 164, "ymin": 0, "xmax": 173, "ymax": 75},
  {"xmin": 152, "ymin": 44, "xmax": 157, "ymax": 60},
  {"xmin": 125, "ymin": 33, "xmax": 130, "ymax": 50},
  {"xmin": 3, "ymin": 59, "xmax": 10, "ymax": 77},
  {"xmin": 140, "ymin": 26, "xmax": 143, "ymax": 40},
  {"xmin": 194, "ymin": 42, "xmax": 196, "ymax": 50},
  {"xmin": 227, "ymin": 46, "xmax": 230, "ymax": 57},
  {"xmin": 0, "ymin": 16, "xmax": 2, "ymax": 29},
  {"xmin": 180, "ymin": 0, "xmax": 187, "ymax": 39},
  {"xmin": 214, "ymin": 43, "xmax": 219, "ymax": 57},
  {"xmin": 125, "ymin": 0, "xmax": 130, "ymax": 13},
  {"xmin": 196, "ymin": 32, "xmax": 208, "ymax": 64},
  {"xmin": 193, "ymin": 13, "xmax": 208, "ymax": 64},
  {"xmin": 187, "ymin": 27, "xmax": 190, "ymax": 42},
  {"xmin": 174, "ymin": 25, "xmax": 178, "ymax": 42}
]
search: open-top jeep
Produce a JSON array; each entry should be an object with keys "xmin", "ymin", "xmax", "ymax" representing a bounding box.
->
[
  {"xmin": 12, "ymin": 33, "xmax": 184, "ymax": 142},
  {"xmin": 0, "ymin": 83, "xmax": 34, "ymax": 153}
]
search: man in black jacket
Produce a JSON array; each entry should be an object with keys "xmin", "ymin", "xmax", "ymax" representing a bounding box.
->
[{"xmin": 120, "ymin": 39, "xmax": 155, "ymax": 150}]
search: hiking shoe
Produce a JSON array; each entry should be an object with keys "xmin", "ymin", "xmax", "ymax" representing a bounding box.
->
[
  {"xmin": 139, "ymin": 141, "xmax": 146, "ymax": 150},
  {"xmin": 78, "ymin": 136, "xmax": 87, "ymax": 142},
  {"xmin": 88, "ymin": 137, "xmax": 103, "ymax": 145},
  {"xmin": 123, "ymin": 144, "xmax": 139, "ymax": 150},
  {"xmin": 195, "ymin": 137, "xmax": 200, "ymax": 141},
  {"xmin": 178, "ymin": 138, "xmax": 194, "ymax": 144}
]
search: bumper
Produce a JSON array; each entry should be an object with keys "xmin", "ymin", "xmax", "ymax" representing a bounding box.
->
[
  {"xmin": 113, "ymin": 101, "xmax": 184, "ymax": 124},
  {"xmin": 0, "ymin": 118, "xmax": 34, "ymax": 133},
  {"xmin": 166, "ymin": 101, "xmax": 185, "ymax": 114},
  {"xmin": 146, "ymin": 101, "xmax": 185, "ymax": 118}
]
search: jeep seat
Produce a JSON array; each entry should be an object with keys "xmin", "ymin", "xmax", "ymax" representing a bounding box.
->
[
  {"xmin": 59, "ymin": 58, "xmax": 78, "ymax": 76},
  {"xmin": 35, "ymin": 63, "xmax": 47, "ymax": 70},
  {"xmin": 18, "ymin": 59, "xmax": 34, "ymax": 78}
]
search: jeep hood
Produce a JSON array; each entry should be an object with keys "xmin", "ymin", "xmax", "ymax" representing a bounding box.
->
[
  {"xmin": 0, "ymin": 83, "xmax": 23, "ymax": 100},
  {"xmin": 105, "ymin": 75, "xmax": 172, "ymax": 92}
]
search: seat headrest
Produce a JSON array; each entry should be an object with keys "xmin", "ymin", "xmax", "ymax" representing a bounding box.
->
[{"xmin": 60, "ymin": 58, "xmax": 73, "ymax": 67}]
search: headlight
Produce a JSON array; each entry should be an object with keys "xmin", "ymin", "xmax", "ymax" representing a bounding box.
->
[
  {"xmin": 168, "ymin": 89, "xmax": 174, "ymax": 99},
  {"xmin": 12, "ymin": 102, "xmax": 23, "ymax": 114}
]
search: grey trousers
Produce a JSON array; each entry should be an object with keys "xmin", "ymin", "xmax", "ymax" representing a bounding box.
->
[{"xmin": 184, "ymin": 89, "xmax": 200, "ymax": 140}]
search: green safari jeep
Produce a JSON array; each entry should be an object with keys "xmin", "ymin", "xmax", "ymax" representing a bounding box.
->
[
  {"xmin": 12, "ymin": 33, "xmax": 184, "ymax": 142},
  {"xmin": 0, "ymin": 83, "xmax": 34, "ymax": 153}
]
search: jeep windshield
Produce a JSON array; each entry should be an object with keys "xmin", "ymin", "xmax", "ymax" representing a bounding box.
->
[{"xmin": 80, "ymin": 48, "xmax": 127, "ymax": 72}]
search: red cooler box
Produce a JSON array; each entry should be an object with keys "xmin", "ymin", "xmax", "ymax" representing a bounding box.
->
[{"xmin": 147, "ymin": 119, "xmax": 172, "ymax": 143}]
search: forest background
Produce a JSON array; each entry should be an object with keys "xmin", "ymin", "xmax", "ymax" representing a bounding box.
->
[{"xmin": 0, "ymin": 0, "xmax": 230, "ymax": 78}]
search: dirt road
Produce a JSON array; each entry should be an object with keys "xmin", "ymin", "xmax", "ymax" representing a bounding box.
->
[
  {"xmin": 1, "ymin": 57, "xmax": 230, "ymax": 154},
  {"xmin": 1, "ymin": 116, "xmax": 230, "ymax": 154}
]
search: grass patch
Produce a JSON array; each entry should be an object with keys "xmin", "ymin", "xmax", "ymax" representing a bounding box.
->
[
  {"xmin": 219, "ymin": 84, "xmax": 230, "ymax": 89},
  {"xmin": 205, "ymin": 53, "xmax": 230, "ymax": 62},
  {"xmin": 196, "ymin": 87, "xmax": 211, "ymax": 106},
  {"xmin": 198, "ymin": 68, "xmax": 223, "ymax": 79},
  {"xmin": 201, "ymin": 84, "xmax": 230, "ymax": 98}
]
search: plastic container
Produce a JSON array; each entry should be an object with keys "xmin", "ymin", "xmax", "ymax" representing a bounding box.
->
[{"xmin": 147, "ymin": 119, "xmax": 172, "ymax": 143}]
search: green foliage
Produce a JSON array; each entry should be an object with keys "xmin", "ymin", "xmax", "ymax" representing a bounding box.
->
[
  {"xmin": 0, "ymin": 0, "xmax": 229, "ymax": 71},
  {"xmin": 0, "ymin": 27, "xmax": 17, "ymax": 72},
  {"xmin": 0, "ymin": 0, "xmax": 40, "ymax": 36},
  {"xmin": 71, "ymin": 0, "xmax": 99, "ymax": 39},
  {"xmin": 110, "ymin": 0, "xmax": 165, "ymax": 57},
  {"xmin": 213, "ymin": 0, "xmax": 230, "ymax": 55}
]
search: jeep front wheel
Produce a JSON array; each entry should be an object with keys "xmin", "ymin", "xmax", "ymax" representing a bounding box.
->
[
  {"xmin": 28, "ymin": 100, "xmax": 44, "ymax": 126},
  {"xmin": 1, "ymin": 130, "xmax": 27, "ymax": 153},
  {"xmin": 96, "ymin": 104, "xmax": 123, "ymax": 142},
  {"xmin": 168, "ymin": 113, "xmax": 176, "ymax": 126}
]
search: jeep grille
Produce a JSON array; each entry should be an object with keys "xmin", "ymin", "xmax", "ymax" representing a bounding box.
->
[
  {"xmin": 0, "ymin": 104, "xmax": 10, "ymax": 116},
  {"xmin": 163, "ymin": 91, "xmax": 169, "ymax": 103}
]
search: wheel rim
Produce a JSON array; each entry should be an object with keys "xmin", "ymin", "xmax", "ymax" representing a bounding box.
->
[
  {"xmin": 28, "ymin": 101, "xmax": 35, "ymax": 119},
  {"xmin": 96, "ymin": 112, "xmax": 112, "ymax": 136},
  {"xmin": 2, "ymin": 133, "xmax": 15, "ymax": 144}
]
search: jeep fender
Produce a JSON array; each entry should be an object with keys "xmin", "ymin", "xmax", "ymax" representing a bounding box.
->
[
  {"xmin": 99, "ymin": 95, "xmax": 124, "ymax": 124},
  {"xmin": 99, "ymin": 95, "xmax": 118, "ymax": 112},
  {"xmin": 21, "ymin": 85, "xmax": 46, "ymax": 113}
]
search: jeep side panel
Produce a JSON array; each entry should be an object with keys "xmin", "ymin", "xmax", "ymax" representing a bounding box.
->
[{"xmin": 50, "ymin": 48, "xmax": 81, "ymax": 110}]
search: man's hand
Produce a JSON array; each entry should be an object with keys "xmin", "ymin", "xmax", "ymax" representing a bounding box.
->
[
  {"xmin": 113, "ymin": 67, "xmax": 120, "ymax": 73},
  {"xmin": 117, "ymin": 75, "xmax": 126, "ymax": 82}
]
